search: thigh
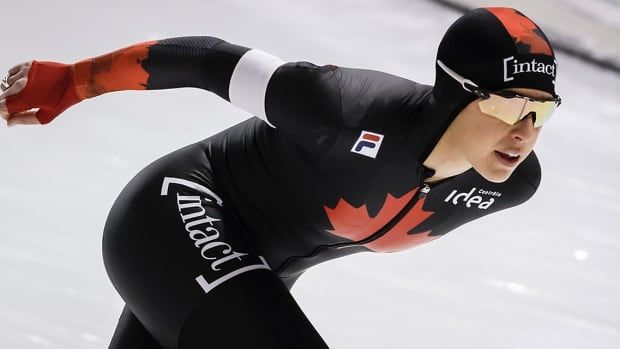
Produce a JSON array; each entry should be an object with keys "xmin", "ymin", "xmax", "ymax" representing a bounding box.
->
[
  {"xmin": 109, "ymin": 305, "xmax": 162, "ymax": 349},
  {"xmin": 177, "ymin": 266, "xmax": 327, "ymax": 348},
  {"xmin": 102, "ymin": 144, "xmax": 327, "ymax": 348},
  {"xmin": 109, "ymin": 272, "xmax": 325, "ymax": 349}
]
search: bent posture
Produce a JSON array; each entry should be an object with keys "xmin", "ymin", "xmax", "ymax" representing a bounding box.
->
[{"xmin": 0, "ymin": 7, "xmax": 561, "ymax": 349}]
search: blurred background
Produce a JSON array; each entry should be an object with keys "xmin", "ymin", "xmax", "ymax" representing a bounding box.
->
[{"xmin": 0, "ymin": 0, "xmax": 618, "ymax": 348}]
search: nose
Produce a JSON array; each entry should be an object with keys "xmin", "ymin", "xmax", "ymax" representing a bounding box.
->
[{"xmin": 511, "ymin": 113, "xmax": 537, "ymax": 142}]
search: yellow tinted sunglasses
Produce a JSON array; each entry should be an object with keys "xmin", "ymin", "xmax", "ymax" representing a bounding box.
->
[{"xmin": 437, "ymin": 60, "xmax": 561, "ymax": 128}]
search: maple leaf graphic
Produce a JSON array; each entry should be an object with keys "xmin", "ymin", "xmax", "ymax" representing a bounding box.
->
[
  {"xmin": 324, "ymin": 188, "xmax": 436, "ymax": 253},
  {"xmin": 487, "ymin": 7, "xmax": 552, "ymax": 55},
  {"xmin": 76, "ymin": 41, "xmax": 156, "ymax": 99}
]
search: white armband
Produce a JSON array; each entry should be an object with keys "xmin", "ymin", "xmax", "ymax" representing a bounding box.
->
[{"xmin": 229, "ymin": 49, "xmax": 285, "ymax": 128}]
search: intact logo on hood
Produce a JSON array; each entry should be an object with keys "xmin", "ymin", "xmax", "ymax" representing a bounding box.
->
[{"xmin": 503, "ymin": 56, "xmax": 557, "ymax": 83}]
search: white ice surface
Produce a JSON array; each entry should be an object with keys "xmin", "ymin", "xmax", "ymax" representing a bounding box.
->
[{"xmin": 0, "ymin": 0, "xmax": 619, "ymax": 348}]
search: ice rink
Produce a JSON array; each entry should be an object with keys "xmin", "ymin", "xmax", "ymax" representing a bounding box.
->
[{"xmin": 1, "ymin": 0, "xmax": 618, "ymax": 348}]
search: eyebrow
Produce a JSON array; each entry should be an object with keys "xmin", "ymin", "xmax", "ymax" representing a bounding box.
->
[{"xmin": 497, "ymin": 89, "xmax": 553, "ymax": 100}]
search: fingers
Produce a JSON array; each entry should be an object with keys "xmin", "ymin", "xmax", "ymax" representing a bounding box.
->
[
  {"xmin": 1, "ymin": 62, "xmax": 33, "ymax": 118},
  {"xmin": 8, "ymin": 62, "xmax": 25, "ymax": 76},
  {"xmin": 2, "ymin": 61, "xmax": 42, "ymax": 127},
  {"xmin": 1, "ymin": 97, "xmax": 41, "ymax": 127},
  {"xmin": 0, "ymin": 99, "xmax": 7, "ymax": 120},
  {"xmin": 7, "ymin": 61, "xmax": 30, "ymax": 77},
  {"xmin": 1, "ymin": 61, "xmax": 31, "ymax": 93},
  {"xmin": 7, "ymin": 67, "xmax": 28, "ymax": 86},
  {"xmin": 0, "ymin": 76, "xmax": 8, "ymax": 92},
  {"xmin": 0, "ymin": 77, "xmax": 28, "ymax": 100},
  {"xmin": 6, "ymin": 109, "xmax": 41, "ymax": 127}
]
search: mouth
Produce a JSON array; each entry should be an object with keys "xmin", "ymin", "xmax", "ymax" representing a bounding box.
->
[{"xmin": 495, "ymin": 150, "xmax": 520, "ymax": 167}]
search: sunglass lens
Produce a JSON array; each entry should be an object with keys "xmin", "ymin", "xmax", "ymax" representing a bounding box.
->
[
  {"xmin": 478, "ymin": 95, "xmax": 523, "ymax": 124},
  {"xmin": 526, "ymin": 101, "xmax": 557, "ymax": 127},
  {"xmin": 479, "ymin": 94, "xmax": 557, "ymax": 128}
]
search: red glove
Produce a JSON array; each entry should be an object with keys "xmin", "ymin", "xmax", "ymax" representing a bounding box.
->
[
  {"xmin": 6, "ymin": 60, "xmax": 82, "ymax": 125},
  {"xmin": 2, "ymin": 41, "xmax": 155, "ymax": 126}
]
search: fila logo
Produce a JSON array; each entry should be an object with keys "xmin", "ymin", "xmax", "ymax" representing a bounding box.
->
[
  {"xmin": 444, "ymin": 187, "xmax": 502, "ymax": 210},
  {"xmin": 351, "ymin": 131, "xmax": 384, "ymax": 159}
]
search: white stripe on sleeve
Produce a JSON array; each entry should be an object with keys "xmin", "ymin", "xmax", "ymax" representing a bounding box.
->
[{"xmin": 229, "ymin": 49, "xmax": 285, "ymax": 128}]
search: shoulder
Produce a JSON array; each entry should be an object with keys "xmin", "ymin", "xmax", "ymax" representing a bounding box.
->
[
  {"xmin": 269, "ymin": 61, "xmax": 340, "ymax": 90},
  {"xmin": 269, "ymin": 62, "xmax": 423, "ymax": 103},
  {"xmin": 332, "ymin": 66, "xmax": 420, "ymax": 90},
  {"xmin": 331, "ymin": 66, "xmax": 428, "ymax": 128},
  {"xmin": 332, "ymin": 66, "xmax": 422, "ymax": 105},
  {"xmin": 265, "ymin": 62, "xmax": 342, "ymax": 129}
]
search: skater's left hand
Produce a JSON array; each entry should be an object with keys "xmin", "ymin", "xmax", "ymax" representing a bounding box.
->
[
  {"xmin": 0, "ymin": 61, "xmax": 41, "ymax": 127},
  {"xmin": 1, "ymin": 59, "xmax": 84, "ymax": 127}
]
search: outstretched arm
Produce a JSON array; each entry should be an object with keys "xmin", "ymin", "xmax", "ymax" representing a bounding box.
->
[{"xmin": 0, "ymin": 36, "xmax": 285, "ymax": 125}]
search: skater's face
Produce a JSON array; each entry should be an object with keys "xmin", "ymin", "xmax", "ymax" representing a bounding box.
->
[{"xmin": 452, "ymin": 87, "xmax": 553, "ymax": 183}]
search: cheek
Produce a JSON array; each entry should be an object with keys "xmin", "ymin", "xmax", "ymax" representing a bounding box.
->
[
  {"xmin": 463, "ymin": 121, "xmax": 507, "ymax": 158},
  {"xmin": 519, "ymin": 129, "xmax": 542, "ymax": 159},
  {"xmin": 530, "ymin": 128, "xmax": 542, "ymax": 146}
]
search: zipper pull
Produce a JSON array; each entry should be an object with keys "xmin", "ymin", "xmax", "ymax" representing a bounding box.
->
[{"xmin": 421, "ymin": 184, "xmax": 431, "ymax": 194}]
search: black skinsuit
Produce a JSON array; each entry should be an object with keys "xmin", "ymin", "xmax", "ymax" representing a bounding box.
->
[{"xmin": 102, "ymin": 37, "xmax": 541, "ymax": 349}]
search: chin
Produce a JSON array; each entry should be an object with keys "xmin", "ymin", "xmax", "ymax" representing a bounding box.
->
[{"xmin": 474, "ymin": 166, "xmax": 513, "ymax": 183}]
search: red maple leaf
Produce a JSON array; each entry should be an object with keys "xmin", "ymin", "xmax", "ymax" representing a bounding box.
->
[
  {"xmin": 324, "ymin": 188, "xmax": 436, "ymax": 252},
  {"xmin": 487, "ymin": 7, "xmax": 552, "ymax": 55}
]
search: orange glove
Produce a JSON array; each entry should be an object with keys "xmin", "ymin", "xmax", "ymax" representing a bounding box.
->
[
  {"xmin": 1, "ymin": 41, "xmax": 154, "ymax": 126},
  {"xmin": 5, "ymin": 61, "xmax": 81, "ymax": 124}
]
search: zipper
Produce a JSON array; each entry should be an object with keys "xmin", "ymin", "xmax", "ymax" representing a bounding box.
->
[
  {"xmin": 334, "ymin": 168, "xmax": 432, "ymax": 250},
  {"xmin": 274, "ymin": 167, "xmax": 432, "ymax": 274}
]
